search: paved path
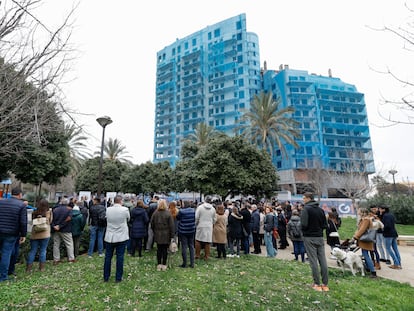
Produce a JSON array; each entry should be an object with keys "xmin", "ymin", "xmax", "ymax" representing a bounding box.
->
[{"xmin": 258, "ymin": 242, "xmax": 414, "ymax": 287}]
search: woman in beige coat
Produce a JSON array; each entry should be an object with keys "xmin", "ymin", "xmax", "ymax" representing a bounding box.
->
[
  {"xmin": 213, "ymin": 204, "xmax": 228, "ymax": 259},
  {"xmin": 27, "ymin": 199, "xmax": 52, "ymax": 272},
  {"xmin": 351, "ymin": 207, "xmax": 377, "ymax": 278}
]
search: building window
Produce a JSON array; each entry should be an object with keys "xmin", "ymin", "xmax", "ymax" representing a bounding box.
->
[
  {"xmin": 192, "ymin": 38, "xmax": 197, "ymax": 46},
  {"xmin": 214, "ymin": 28, "xmax": 220, "ymax": 37},
  {"xmin": 236, "ymin": 20, "xmax": 242, "ymax": 29},
  {"xmin": 239, "ymin": 91, "xmax": 245, "ymax": 99}
]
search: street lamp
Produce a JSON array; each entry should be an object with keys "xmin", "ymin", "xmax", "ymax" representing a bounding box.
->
[
  {"xmin": 389, "ymin": 169, "xmax": 398, "ymax": 194},
  {"xmin": 96, "ymin": 116, "xmax": 113, "ymax": 198}
]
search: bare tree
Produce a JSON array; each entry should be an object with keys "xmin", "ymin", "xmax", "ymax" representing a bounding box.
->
[
  {"xmin": 328, "ymin": 150, "xmax": 374, "ymax": 207},
  {"xmin": 372, "ymin": 3, "xmax": 414, "ymax": 125},
  {"xmin": 0, "ymin": 0, "xmax": 78, "ymax": 159}
]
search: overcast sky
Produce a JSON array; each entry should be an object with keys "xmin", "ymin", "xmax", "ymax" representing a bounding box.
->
[{"xmin": 36, "ymin": 0, "xmax": 414, "ymax": 185}]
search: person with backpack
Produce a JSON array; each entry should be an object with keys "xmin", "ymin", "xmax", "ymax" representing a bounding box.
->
[
  {"xmin": 287, "ymin": 210, "xmax": 305, "ymax": 262},
  {"xmin": 87, "ymin": 197, "xmax": 106, "ymax": 258}
]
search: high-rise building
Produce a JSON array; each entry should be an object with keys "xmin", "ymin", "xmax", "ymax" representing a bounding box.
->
[
  {"xmin": 153, "ymin": 15, "xmax": 375, "ymax": 198},
  {"xmin": 153, "ymin": 14, "xmax": 262, "ymax": 166},
  {"xmin": 263, "ymin": 66, "xmax": 375, "ymax": 197}
]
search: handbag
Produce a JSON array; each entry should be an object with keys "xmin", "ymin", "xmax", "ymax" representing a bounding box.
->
[
  {"xmin": 32, "ymin": 216, "xmax": 48, "ymax": 233},
  {"xmin": 328, "ymin": 221, "xmax": 340, "ymax": 238},
  {"xmin": 169, "ymin": 238, "xmax": 177, "ymax": 253},
  {"xmin": 359, "ymin": 228, "xmax": 376, "ymax": 242}
]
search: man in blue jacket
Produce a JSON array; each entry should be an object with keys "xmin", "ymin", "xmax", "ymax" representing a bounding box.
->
[{"xmin": 0, "ymin": 187, "xmax": 27, "ymax": 282}]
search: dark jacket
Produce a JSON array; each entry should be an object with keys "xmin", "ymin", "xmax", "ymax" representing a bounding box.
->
[
  {"xmin": 264, "ymin": 213, "xmax": 278, "ymax": 232},
  {"xmin": 240, "ymin": 207, "xmax": 251, "ymax": 234},
  {"xmin": 300, "ymin": 200, "xmax": 327, "ymax": 237},
  {"xmin": 381, "ymin": 212, "xmax": 398, "ymax": 238},
  {"xmin": 89, "ymin": 204, "xmax": 106, "ymax": 227},
  {"xmin": 51, "ymin": 205, "xmax": 72, "ymax": 233},
  {"xmin": 228, "ymin": 213, "xmax": 244, "ymax": 239},
  {"xmin": 251, "ymin": 209, "xmax": 260, "ymax": 233},
  {"xmin": 287, "ymin": 215, "xmax": 303, "ymax": 241},
  {"xmin": 71, "ymin": 209, "xmax": 85, "ymax": 237},
  {"xmin": 0, "ymin": 197, "xmax": 27, "ymax": 237},
  {"xmin": 130, "ymin": 207, "xmax": 149, "ymax": 238},
  {"xmin": 176, "ymin": 207, "xmax": 196, "ymax": 235},
  {"xmin": 151, "ymin": 209, "xmax": 175, "ymax": 244}
]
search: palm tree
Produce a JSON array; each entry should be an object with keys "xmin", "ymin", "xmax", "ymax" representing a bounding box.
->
[
  {"xmin": 239, "ymin": 91, "xmax": 300, "ymax": 157},
  {"xmin": 96, "ymin": 137, "xmax": 133, "ymax": 165},
  {"xmin": 64, "ymin": 123, "xmax": 92, "ymax": 176},
  {"xmin": 184, "ymin": 122, "xmax": 219, "ymax": 147}
]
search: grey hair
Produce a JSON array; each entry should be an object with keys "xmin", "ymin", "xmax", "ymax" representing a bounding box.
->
[{"xmin": 61, "ymin": 197, "xmax": 70, "ymax": 205}]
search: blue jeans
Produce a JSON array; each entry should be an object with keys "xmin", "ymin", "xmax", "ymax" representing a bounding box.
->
[
  {"xmin": 384, "ymin": 237, "xmax": 401, "ymax": 266},
  {"xmin": 179, "ymin": 233, "xmax": 195, "ymax": 266},
  {"xmin": 88, "ymin": 226, "xmax": 105, "ymax": 256},
  {"xmin": 264, "ymin": 232, "xmax": 276, "ymax": 257},
  {"xmin": 362, "ymin": 249, "xmax": 375, "ymax": 272},
  {"xmin": 103, "ymin": 241, "xmax": 127, "ymax": 282},
  {"xmin": 0, "ymin": 234, "xmax": 18, "ymax": 281},
  {"xmin": 27, "ymin": 238, "xmax": 50, "ymax": 264},
  {"xmin": 8, "ymin": 237, "xmax": 20, "ymax": 275}
]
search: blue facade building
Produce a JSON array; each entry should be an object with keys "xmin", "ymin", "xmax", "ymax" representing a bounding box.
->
[
  {"xmin": 153, "ymin": 14, "xmax": 262, "ymax": 166},
  {"xmin": 263, "ymin": 66, "xmax": 375, "ymax": 196},
  {"xmin": 153, "ymin": 15, "xmax": 375, "ymax": 197}
]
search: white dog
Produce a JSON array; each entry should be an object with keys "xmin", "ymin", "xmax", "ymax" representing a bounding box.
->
[{"xmin": 330, "ymin": 247, "xmax": 365, "ymax": 276}]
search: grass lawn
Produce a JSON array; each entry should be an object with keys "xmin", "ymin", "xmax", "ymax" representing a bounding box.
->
[{"xmin": 1, "ymin": 245, "xmax": 413, "ymax": 310}]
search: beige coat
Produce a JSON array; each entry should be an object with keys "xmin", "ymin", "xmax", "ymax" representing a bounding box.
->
[
  {"xmin": 213, "ymin": 214, "xmax": 227, "ymax": 244},
  {"xmin": 30, "ymin": 209, "xmax": 52, "ymax": 240},
  {"xmin": 354, "ymin": 216, "xmax": 374, "ymax": 251}
]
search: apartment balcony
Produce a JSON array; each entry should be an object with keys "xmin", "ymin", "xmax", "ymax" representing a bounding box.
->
[{"xmin": 210, "ymin": 85, "xmax": 238, "ymax": 95}]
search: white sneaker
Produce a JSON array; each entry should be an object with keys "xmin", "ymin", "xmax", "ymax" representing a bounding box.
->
[
  {"xmin": 99, "ymin": 254, "xmax": 104, "ymax": 257},
  {"xmin": 88, "ymin": 256, "xmax": 93, "ymax": 259},
  {"xmin": 227, "ymin": 254, "xmax": 234, "ymax": 258},
  {"xmin": 236, "ymin": 255, "xmax": 240, "ymax": 258}
]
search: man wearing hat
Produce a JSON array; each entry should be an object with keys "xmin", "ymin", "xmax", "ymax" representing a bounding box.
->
[{"xmin": 0, "ymin": 187, "xmax": 27, "ymax": 281}]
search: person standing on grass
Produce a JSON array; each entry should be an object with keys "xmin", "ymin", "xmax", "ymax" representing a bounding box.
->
[
  {"xmin": 129, "ymin": 200, "xmax": 149, "ymax": 257},
  {"xmin": 0, "ymin": 187, "xmax": 27, "ymax": 282},
  {"xmin": 103, "ymin": 195, "xmax": 130, "ymax": 282},
  {"xmin": 251, "ymin": 204, "xmax": 261, "ymax": 254},
  {"xmin": 71, "ymin": 200, "xmax": 86, "ymax": 258},
  {"xmin": 145, "ymin": 196, "xmax": 159, "ymax": 251},
  {"xmin": 27, "ymin": 199, "xmax": 52, "ymax": 272},
  {"xmin": 213, "ymin": 203, "xmax": 228, "ymax": 259},
  {"xmin": 151, "ymin": 199, "xmax": 175, "ymax": 271},
  {"xmin": 51, "ymin": 197, "xmax": 75, "ymax": 264},
  {"xmin": 195, "ymin": 196, "xmax": 217, "ymax": 260},
  {"xmin": 300, "ymin": 192, "xmax": 329, "ymax": 292},
  {"xmin": 176, "ymin": 200, "xmax": 196, "ymax": 267},
  {"xmin": 87, "ymin": 197, "xmax": 106, "ymax": 258}
]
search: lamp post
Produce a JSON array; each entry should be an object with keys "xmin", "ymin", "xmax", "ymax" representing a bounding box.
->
[
  {"xmin": 388, "ymin": 169, "xmax": 398, "ymax": 194},
  {"xmin": 96, "ymin": 116, "xmax": 113, "ymax": 198}
]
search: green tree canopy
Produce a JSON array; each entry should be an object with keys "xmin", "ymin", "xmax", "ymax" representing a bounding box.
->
[
  {"xmin": 75, "ymin": 157, "xmax": 127, "ymax": 194},
  {"xmin": 175, "ymin": 135, "xmax": 278, "ymax": 199},
  {"xmin": 121, "ymin": 161, "xmax": 173, "ymax": 195}
]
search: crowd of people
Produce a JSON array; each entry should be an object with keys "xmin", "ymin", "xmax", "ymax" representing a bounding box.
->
[{"xmin": 0, "ymin": 188, "xmax": 403, "ymax": 290}]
